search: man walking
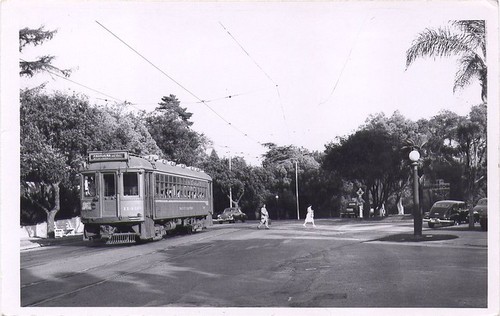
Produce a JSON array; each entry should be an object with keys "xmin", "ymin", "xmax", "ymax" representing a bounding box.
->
[{"xmin": 258, "ymin": 204, "xmax": 270, "ymax": 229}]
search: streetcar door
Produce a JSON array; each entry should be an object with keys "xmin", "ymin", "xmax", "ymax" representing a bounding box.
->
[
  {"xmin": 144, "ymin": 172, "xmax": 154, "ymax": 219},
  {"xmin": 101, "ymin": 172, "xmax": 118, "ymax": 217}
]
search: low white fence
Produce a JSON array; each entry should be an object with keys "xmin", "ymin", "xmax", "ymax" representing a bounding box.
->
[{"xmin": 20, "ymin": 216, "xmax": 84, "ymax": 239}]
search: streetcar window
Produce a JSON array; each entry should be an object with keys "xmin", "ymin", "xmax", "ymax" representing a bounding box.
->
[
  {"xmin": 161, "ymin": 177, "xmax": 166, "ymax": 197},
  {"xmin": 83, "ymin": 174, "xmax": 96, "ymax": 197},
  {"xmin": 103, "ymin": 173, "xmax": 116, "ymax": 197},
  {"xmin": 123, "ymin": 172, "xmax": 139, "ymax": 196},
  {"xmin": 182, "ymin": 183, "xmax": 187, "ymax": 198},
  {"xmin": 168, "ymin": 176, "xmax": 174, "ymax": 198}
]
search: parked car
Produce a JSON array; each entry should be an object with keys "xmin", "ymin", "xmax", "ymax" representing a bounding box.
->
[
  {"xmin": 213, "ymin": 207, "xmax": 248, "ymax": 224},
  {"xmin": 474, "ymin": 198, "xmax": 487, "ymax": 231},
  {"xmin": 423, "ymin": 200, "xmax": 468, "ymax": 228}
]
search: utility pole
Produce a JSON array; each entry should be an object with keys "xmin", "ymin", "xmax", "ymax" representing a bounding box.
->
[
  {"xmin": 229, "ymin": 154, "xmax": 232, "ymax": 208},
  {"xmin": 295, "ymin": 160, "xmax": 300, "ymax": 220}
]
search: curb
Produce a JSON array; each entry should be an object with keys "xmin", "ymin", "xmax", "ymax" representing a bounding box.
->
[{"xmin": 21, "ymin": 234, "xmax": 83, "ymax": 251}]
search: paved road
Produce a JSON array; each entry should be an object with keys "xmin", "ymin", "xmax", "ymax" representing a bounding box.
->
[{"xmin": 20, "ymin": 218, "xmax": 488, "ymax": 309}]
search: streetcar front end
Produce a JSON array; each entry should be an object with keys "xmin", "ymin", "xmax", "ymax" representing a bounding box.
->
[{"xmin": 80, "ymin": 151, "xmax": 147, "ymax": 243}]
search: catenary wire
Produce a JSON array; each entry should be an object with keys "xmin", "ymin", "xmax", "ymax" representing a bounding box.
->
[
  {"xmin": 96, "ymin": 20, "xmax": 264, "ymax": 146},
  {"xmin": 21, "ymin": 58, "xmax": 127, "ymax": 105},
  {"xmin": 44, "ymin": 70, "xmax": 143, "ymax": 111},
  {"xmin": 196, "ymin": 86, "xmax": 275, "ymax": 104},
  {"xmin": 317, "ymin": 15, "xmax": 374, "ymax": 107},
  {"xmin": 219, "ymin": 21, "xmax": 290, "ymax": 141}
]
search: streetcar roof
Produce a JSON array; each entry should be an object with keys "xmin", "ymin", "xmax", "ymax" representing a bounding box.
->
[{"xmin": 81, "ymin": 151, "xmax": 212, "ymax": 181}]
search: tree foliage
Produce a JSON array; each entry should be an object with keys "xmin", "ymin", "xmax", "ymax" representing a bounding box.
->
[
  {"xmin": 20, "ymin": 89, "xmax": 95, "ymax": 230},
  {"xmin": 19, "ymin": 26, "xmax": 71, "ymax": 77},
  {"xmin": 20, "ymin": 89, "xmax": 162, "ymax": 228},
  {"xmin": 95, "ymin": 104, "xmax": 161, "ymax": 155},
  {"xmin": 201, "ymin": 150, "xmax": 271, "ymax": 218},
  {"xmin": 144, "ymin": 95, "xmax": 209, "ymax": 167},
  {"xmin": 406, "ymin": 20, "xmax": 487, "ymax": 101},
  {"xmin": 323, "ymin": 127, "xmax": 408, "ymax": 215},
  {"xmin": 418, "ymin": 104, "xmax": 487, "ymax": 205},
  {"xmin": 261, "ymin": 144, "xmax": 338, "ymax": 219}
]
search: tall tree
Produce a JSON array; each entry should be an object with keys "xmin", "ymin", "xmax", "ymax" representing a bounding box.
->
[
  {"xmin": 455, "ymin": 105, "xmax": 487, "ymax": 205},
  {"xmin": 201, "ymin": 150, "xmax": 228, "ymax": 213},
  {"xmin": 19, "ymin": 25, "xmax": 73, "ymax": 231},
  {"xmin": 417, "ymin": 106, "xmax": 487, "ymax": 215},
  {"xmin": 406, "ymin": 20, "xmax": 487, "ymax": 102},
  {"xmin": 362, "ymin": 111, "xmax": 420, "ymax": 214},
  {"xmin": 323, "ymin": 129, "xmax": 407, "ymax": 216},
  {"xmin": 20, "ymin": 88, "xmax": 162, "ymax": 230},
  {"xmin": 201, "ymin": 150, "xmax": 271, "ymax": 218},
  {"xmin": 262, "ymin": 144, "xmax": 325, "ymax": 219},
  {"xmin": 19, "ymin": 26, "xmax": 71, "ymax": 77},
  {"xmin": 144, "ymin": 95, "xmax": 209, "ymax": 167},
  {"xmin": 95, "ymin": 104, "xmax": 162, "ymax": 156},
  {"xmin": 20, "ymin": 89, "xmax": 98, "ymax": 233}
]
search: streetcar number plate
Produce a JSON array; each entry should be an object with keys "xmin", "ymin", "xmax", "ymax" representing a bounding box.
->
[{"xmin": 82, "ymin": 201, "xmax": 92, "ymax": 210}]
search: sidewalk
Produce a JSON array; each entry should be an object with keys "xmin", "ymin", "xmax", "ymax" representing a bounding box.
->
[
  {"xmin": 20, "ymin": 234, "xmax": 83, "ymax": 251},
  {"xmin": 364, "ymin": 214, "xmax": 414, "ymax": 222}
]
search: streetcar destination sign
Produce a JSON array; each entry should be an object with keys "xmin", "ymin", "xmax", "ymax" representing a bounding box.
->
[{"xmin": 89, "ymin": 151, "xmax": 129, "ymax": 162}]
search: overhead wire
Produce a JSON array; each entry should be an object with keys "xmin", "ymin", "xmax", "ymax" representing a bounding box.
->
[
  {"xmin": 96, "ymin": 20, "xmax": 264, "ymax": 146},
  {"xmin": 21, "ymin": 58, "xmax": 122, "ymax": 102},
  {"xmin": 20, "ymin": 58, "xmax": 146, "ymax": 111},
  {"xmin": 317, "ymin": 15, "xmax": 374, "ymax": 107},
  {"xmin": 210, "ymin": 142, "xmax": 263, "ymax": 162},
  {"xmin": 196, "ymin": 86, "xmax": 274, "ymax": 104},
  {"xmin": 219, "ymin": 22, "xmax": 276, "ymax": 86},
  {"xmin": 44, "ymin": 70, "xmax": 143, "ymax": 111},
  {"xmin": 46, "ymin": 71, "xmax": 123, "ymax": 104},
  {"xmin": 218, "ymin": 22, "xmax": 290, "ymax": 141}
]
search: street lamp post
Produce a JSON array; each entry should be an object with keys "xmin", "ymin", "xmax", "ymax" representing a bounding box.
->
[{"xmin": 409, "ymin": 150, "xmax": 422, "ymax": 237}]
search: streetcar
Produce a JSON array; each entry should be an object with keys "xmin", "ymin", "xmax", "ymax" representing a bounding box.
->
[{"xmin": 79, "ymin": 150, "xmax": 213, "ymax": 244}]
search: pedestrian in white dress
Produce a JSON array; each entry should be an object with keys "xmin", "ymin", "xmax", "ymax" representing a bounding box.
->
[
  {"xmin": 258, "ymin": 204, "xmax": 270, "ymax": 229},
  {"xmin": 303, "ymin": 205, "xmax": 316, "ymax": 228}
]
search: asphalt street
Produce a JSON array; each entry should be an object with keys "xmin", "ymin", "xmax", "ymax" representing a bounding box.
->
[{"xmin": 19, "ymin": 217, "xmax": 490, "ymax": 312}]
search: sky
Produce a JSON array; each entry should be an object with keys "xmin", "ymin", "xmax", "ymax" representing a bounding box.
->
[{"xmin": 6, "ymin": 1, "xmax": 497, "ymax": 165}]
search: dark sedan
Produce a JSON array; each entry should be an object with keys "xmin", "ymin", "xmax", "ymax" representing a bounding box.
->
[
  {"xmin": 213, "ymin": 207, "xmax": 248, "ymax": 224},
  {"xmin": 474, "ymin": 198, "xmax": 487, "ymax": 231},
  {"xmin": 423, "ymin": 200, "xmax": 468, "ymax": 228}
]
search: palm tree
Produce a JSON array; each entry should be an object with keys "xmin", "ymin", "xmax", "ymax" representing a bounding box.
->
[{"xmin": 406, "ymin": 20, "xmax": 486, "ymax": 102}]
